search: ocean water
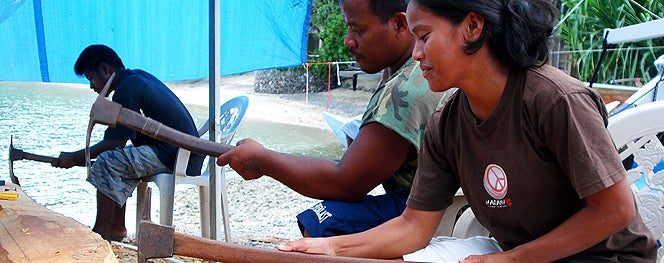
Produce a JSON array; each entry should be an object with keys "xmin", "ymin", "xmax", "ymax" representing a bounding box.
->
[{"xmin": 0, "ymin": 81, "xmax": 344, "ymax": 230}]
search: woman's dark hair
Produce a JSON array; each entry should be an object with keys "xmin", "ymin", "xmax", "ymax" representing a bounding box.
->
[
  {"xmin": 74, "ymin": 44, "xmax": 125, "ymax": 76},
  {"xmin": 412, "ymin": 0, "xmax": 557, "ymax": 70}
]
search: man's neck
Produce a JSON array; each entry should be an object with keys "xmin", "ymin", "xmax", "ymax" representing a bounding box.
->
[{"xmin": 382, "ymin": 55, "xmax": 413, "ymax": 83}]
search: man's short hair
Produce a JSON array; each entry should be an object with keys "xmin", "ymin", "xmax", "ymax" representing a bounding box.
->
[
  {"xmin": 339, "ymin": 0, "xmax": 408, "ymax": 23},
  {"xmin": 370, "ymin": 0, "xmax": 408, "ymax": 23},
  {"xmin": 74, "ymin": 44, "xmax": 125, "ymax": 76}
]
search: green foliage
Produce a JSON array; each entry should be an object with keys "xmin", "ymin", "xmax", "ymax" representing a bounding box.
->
[
  {"xmin": 309, "ymin": 0, "xmax": 352, "ymax": 80},
  {"xmin": 556, "ymin": 0, "xmax": 664, "ymax": 85}
]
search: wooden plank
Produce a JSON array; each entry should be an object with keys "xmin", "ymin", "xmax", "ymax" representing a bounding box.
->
[
  {"xmin": 0, "ymin": 183, "xmax": 117, "ymax": 263},
  {"xmin": 594, "ymin": 88, "xmax": 636, "ymax": 106}
]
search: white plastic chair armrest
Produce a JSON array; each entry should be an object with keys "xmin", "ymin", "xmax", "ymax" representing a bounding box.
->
[
  {"xmin": 173, "ymin": 148, "xmax": 191, "ymax": 177},
  {"xmin": 605, "ymin": 100, "xmax": 620, "ymax": 113}
]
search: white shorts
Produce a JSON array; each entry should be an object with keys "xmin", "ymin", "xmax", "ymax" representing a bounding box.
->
[{"xmin": 402, "ymin": 236, "xmax": 503, "ymax": 262}]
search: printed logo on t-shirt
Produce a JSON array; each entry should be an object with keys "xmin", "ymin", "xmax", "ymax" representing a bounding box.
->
[{"xmin": 483, "ymin": 164, "xmax": 511, "ymax": 208}]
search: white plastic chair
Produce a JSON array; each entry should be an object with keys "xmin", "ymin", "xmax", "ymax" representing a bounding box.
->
[
  {"xmin": 135, "ymin": 95, "xmax": 249, "ymax": 239},
  {"xmin": 321, "ymin": 111, "xmax": 362, "ymax": 148},
  {"xmin": 434, "ymin": 189, "xmax": 475, "ymax": 237},
  {"xmin": 607, "ymin": 100, "xmax": 664, "ymax": 260},
  {"xmin": 451, "ymin": 207, "xmax": 490, "ymax": 238}
]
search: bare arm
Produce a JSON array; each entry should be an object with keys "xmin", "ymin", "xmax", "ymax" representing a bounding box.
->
[
  {"xmin": 51, "ymin": 139, "xmax": 127, "ymax": 168},
  {"xmin": 216, "ymin": 122, "xmax": 414, "ymax": 201},
  {"xmin": 278, "ymin": 207, "xmax": 445, "ymax": 259},
  {"xmin": 463, "ymin": 179, "xmax": 636, "ymax": 263}
]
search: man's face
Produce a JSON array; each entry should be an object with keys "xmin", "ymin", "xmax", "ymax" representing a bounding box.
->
[
  {"xmin": 340, "ymin": 0, "xmax": 399, "ymax": 74},
  {"xmin": 84, "ymin": 66, "xmax": 112, "ymax": 95}
]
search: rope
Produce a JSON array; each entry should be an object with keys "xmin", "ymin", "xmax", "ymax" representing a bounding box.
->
[
  {"xmin": 336, "ymin": 63, "xmax": 341, "ymax": 86},
  {"xmin": 303, "ymin": 63, "xmax": 310, "ymax": 105},
  {"xmin": 327, "ymin": 63, "xmax": 331, "ymax": 110},
  {"xmin": 141, "ymin": 118, "xmax": 163, "ymax": 139}
]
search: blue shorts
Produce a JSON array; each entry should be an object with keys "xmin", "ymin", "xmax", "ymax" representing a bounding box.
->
[
  {"xmin": 296, "ymin": 190, "xmax": 409, "ymax": 237},
  {"xmin": 87, "ymin": 145, "xmax": 171, "ymax": 206}
]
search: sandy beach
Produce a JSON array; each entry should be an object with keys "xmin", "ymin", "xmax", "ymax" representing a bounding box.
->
[{"xmin": 111, "ymin": 71, "xmax": 380, "ymax": 262}]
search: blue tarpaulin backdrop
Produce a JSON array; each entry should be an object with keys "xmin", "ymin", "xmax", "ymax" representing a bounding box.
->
[{"xmin": 0, "ymin": 0, "xmax": 312, "ymax": 83}]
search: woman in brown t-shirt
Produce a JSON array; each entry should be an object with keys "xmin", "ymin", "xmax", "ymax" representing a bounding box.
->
[{"xmin": 276, "ymin": 0, "xmax": 658, "ymax": 261}]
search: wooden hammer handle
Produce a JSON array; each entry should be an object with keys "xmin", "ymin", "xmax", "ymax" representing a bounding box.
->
[
  {"xmin": 19, "ymin": 151, "xmax": 56, "ymax": 163},
  {"xmin": 173, "ymin": 232, "xmax": 397, "ymax": 263},
  {"xmin": 92, "ymin": 97, "xmax": 234, "ymax": 157},
  {"xmin": 116, "ymin": 108, "xmax": 234, "ymax": 156}
]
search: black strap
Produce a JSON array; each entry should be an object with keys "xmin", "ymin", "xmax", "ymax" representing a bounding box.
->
[{"xmin": 589, "ymin": 30, "xmax": 611, "ymax": 88}]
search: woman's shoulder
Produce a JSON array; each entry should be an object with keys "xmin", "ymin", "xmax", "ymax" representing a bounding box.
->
[
  {"xmin": 522, "ymin": 65, "xmax": 597, "ymax": 106},
  {"xmin": 526, "ymin": 65, "xmax": 588, "ymax": 95},
  {"xmin": 520, "ymin": 65, "xmax": 606, "ymax": 124}
]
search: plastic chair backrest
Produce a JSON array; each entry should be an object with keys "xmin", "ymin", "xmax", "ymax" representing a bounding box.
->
[
  {"xmin": 178, "ymin": 95, "xmax": 249, "ymax": 178},
  {"xmin": 196, "ymin": 95, "xmax": 249, "ymax": 145},
  {"xmin": 607, "ymin": 100, "xmax": 664, "ymax": 260},
  {"xmin": 219, "ymin": 95, "xmax": 249, "ymax": 144}
]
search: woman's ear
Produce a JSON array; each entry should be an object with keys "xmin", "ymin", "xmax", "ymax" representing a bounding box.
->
[{"xmin": 462, "ymin": 12, "xmax": 485, "ymax": 42}]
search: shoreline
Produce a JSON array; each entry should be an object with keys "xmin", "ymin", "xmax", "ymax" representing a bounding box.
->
[{"xmin": 166, "ymin": 72, "xmax": 373, "ymax": 130}]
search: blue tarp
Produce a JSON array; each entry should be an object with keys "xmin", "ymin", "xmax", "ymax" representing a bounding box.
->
[{"xmin": 0, "ymin": 0, "xmax": 312, "ymax": 83}]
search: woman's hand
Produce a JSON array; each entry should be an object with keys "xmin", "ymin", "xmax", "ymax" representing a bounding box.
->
[
  {"xmin": 460, "ymin": 251, "xmax": 521, "ymax": 263},
  {"xmin": 277, "ymin": 237, "xmax": 336, "ymax": 256}
]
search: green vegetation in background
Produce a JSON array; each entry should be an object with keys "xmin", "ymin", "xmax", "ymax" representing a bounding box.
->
[
  {"xmin": 556, "ymin": 0, "xmax": 664, "ymax": 86},
  {"xmin": 304, "ymin": 0, "xmax": 664, "ymax": 88},
  {"xmin": 308, "ymin": 0, "xmax": 352, "ymax": 81}
]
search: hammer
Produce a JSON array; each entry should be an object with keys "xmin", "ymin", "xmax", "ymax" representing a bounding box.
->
[
  {"xmin": 9, "ymin": 136, "xmax": 57, "ymax": 186},
  {"xmin": 9, "ymin": 136, "xmax": 91, "ymax": 186},
  {"xmin": 137, "ymin": 188, "xmax": 398, "ymax": 263},
  {"xmin": 84, "ymin": 73, "xmax": 233, "ymax": 177},
  {"xmin": 8, "ymin": 136, "xmax": 58, "ymax": 164},
  {"xmin": 138, "ymin": 222, "xmax": 400, "ymax": 263}
]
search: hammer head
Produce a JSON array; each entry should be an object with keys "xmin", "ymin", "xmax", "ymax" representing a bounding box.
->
[
  {"xmin": 137, "ymin": 220, "xmax": 175, "ymax": 263},
  {"xmin": 9, "ymin": 136, "xmax": 25, "ymax": 162},
  {"xmin": 8, "ymin": 136, "xmax": 21, "ymax": 186},
  {"xmin": 137, "ymin": 186, "xmax": 174, "ymax": 263}
]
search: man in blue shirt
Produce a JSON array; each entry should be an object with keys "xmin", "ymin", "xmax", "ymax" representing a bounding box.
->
[{"xmin": 52, "ymin": 44, "xmax": 204, "ymax": 241}]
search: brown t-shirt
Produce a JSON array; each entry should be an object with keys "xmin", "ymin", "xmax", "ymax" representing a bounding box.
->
[{"xmin": 407, "ymin": 65, "xmax": 657, "ymax": 261}]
